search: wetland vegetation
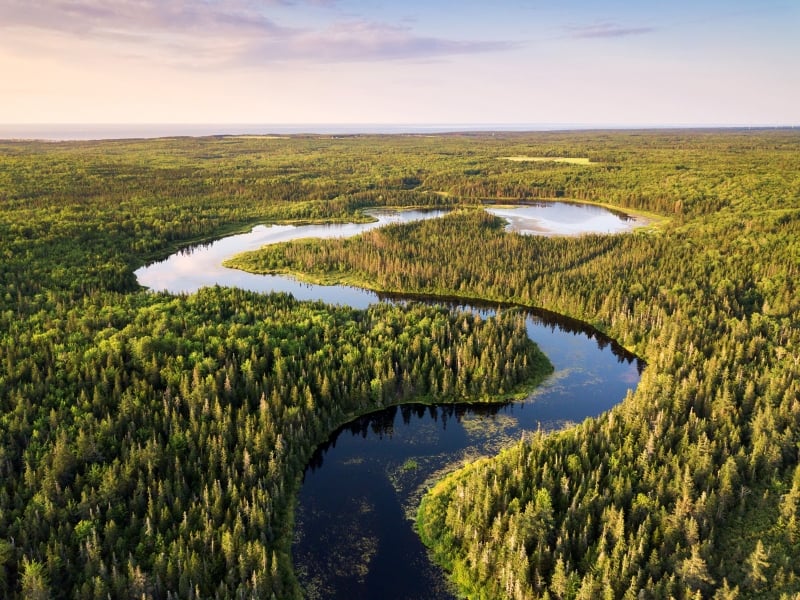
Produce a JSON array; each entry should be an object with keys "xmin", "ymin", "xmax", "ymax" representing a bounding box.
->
[{"xmin": 1, "ymin": 129, "xmax": 799, "ymax": 598}]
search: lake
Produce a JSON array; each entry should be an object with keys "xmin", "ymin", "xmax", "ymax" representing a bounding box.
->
[{"xmin": 486, "ymin": 202, "xmax": 637, "ymax": 236}]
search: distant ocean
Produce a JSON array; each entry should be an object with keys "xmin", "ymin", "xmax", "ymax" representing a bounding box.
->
[
  {"xmin": 0, "ymin": 123, "xmax": 596, "ymax": 141},
  {"xmin": 2, "ymin": 123, "xmax": 791, "ymax": 142}
]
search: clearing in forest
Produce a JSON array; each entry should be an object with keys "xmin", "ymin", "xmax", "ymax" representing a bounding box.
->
[{"xmin": 499, "ymin": 156, "xmax": 593, "ymax": 164}]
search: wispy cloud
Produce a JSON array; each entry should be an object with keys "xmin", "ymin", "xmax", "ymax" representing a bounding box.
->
[
  {"xmin": 0, "ymin": 0, "xmax": 290, "ymax": 38},
  {"xmin": 246, "ymin": 20, "xmax": 514, "ymax": 63},
  {"xmin": 567, "ymin": 22, "xmax": 656, "ymax": 39},
  {"xmin": 0, "ymin": 0, "xmax": 513, "ymax": 66}
]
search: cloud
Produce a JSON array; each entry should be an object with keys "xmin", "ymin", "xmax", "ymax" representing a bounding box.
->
[
  {"xmin": 0, "ymin": 0, "xmax": 289, "ymax": 38},
  {"xmin": 567, "ymin": 22, "xmax": 656, "ymax": 39},
  {"xmin": 246, "ymin": 21, "xmax": 515, "ymax": 63},
  {"xmin": 0, "ymin": 0, "xmax": 513, "ymax": 66}
]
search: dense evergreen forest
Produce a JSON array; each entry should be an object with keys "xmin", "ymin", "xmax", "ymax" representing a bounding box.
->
[
  {"xmin": 227, "ymin": 130, "xmax": 800, "ymax": 599},
  {"xmin": 1, "ymin": 129, "xmax": 799, "ymax": 599},
  {"xmin": 0, "ymin": 135, "xmax": 554, "ymax": 599}
]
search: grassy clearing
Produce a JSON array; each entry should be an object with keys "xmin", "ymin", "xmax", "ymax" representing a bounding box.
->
[{"xmin": 499, "ymin": 156, "xmax": 593, "ymax": 165}]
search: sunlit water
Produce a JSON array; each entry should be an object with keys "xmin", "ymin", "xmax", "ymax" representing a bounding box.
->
[
  {"xmin": 135, "ymin": 209, "xmax": 449, "ymax": 306},
  {"xmin": 486, "ymin": 202, "xmax": 636, "ymax": 236},
  {"xmin": 136, "ymin": 203, "xmax": 641, "ymax": 303},
  {"xmin": 135, "ymin": 203, "xmax": 644, "ymax": 599}
]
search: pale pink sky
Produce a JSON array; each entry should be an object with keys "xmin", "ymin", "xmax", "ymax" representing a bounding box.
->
[{"xmin": 1, "ymin": 0, "xmax": 798, "ymax": 126}]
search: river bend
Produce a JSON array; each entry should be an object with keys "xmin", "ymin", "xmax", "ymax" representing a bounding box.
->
[{"xmin": 135, "ymin": 203, "xmax": 644, "ymax": 599}]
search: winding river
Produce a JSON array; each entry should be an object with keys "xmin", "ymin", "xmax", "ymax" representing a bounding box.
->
[{"xmin": 135, "ymin": 203, "xmax": 645, "ymax": 600}]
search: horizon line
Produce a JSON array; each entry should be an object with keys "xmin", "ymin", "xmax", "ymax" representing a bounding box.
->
[{"xmin": 1, "ymin": 122, "xmax": 797, "ymax": 142}]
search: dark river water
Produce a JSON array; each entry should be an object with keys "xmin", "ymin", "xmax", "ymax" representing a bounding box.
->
[{"xmin": 135, "ymin": 203, "xmax": 644, "ymax": 599}]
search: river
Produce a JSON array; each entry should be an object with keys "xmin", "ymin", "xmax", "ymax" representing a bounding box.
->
[{"xmin": 135, "ymin": 202, "xmax": 645, "ymax": 599}]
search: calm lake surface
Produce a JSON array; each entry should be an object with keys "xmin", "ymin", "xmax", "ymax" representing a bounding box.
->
[
  {"xmin": 135, "ymin": 203, "xmax": 644, "ymax": 600},
  {"xmin": 486, "ymin": 202, "xmax": 636, "ymax": 236}
]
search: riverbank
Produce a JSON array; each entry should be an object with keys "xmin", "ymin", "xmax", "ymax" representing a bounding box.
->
[{"xmin": 221, "ymin": 205, "xmax": 654, "ymax": 356}]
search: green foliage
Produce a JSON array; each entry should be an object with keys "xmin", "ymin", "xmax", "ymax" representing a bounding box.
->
[
  {"xmin": 0, "ymin": 285, "xmax": 545, "ymax": 598},
  {"xmin": 226, "ymin": 132, "xmax": 800, "ymax": 598},
  {"xmin": 2, "ymin": 130, "xmax": 800, "ymax": 598},
  {"xmin": 0, "ymin": 134, "xmax": 562, "ymax": 598},
  {"xmin": 20, "ymin": 558, "xmax": 50, "ymax": 600}
]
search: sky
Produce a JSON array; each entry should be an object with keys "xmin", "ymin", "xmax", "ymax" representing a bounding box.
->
[{"xmin": 0, "ymin": 0, "xmax": 798, "ymax": 127}]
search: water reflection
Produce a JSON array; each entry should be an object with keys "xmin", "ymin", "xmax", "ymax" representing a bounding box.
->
[
  {"xmin": 486, "ymin": 202, "xmax": 637, "ymax": 236},
  {"xmin": 305, "ymin": 403, "xmax": 513, "ymax": 475},
  {"xmin": 295, "ymin": 298, "xmax": 643, "ymax": 599},
  {"xmin": 136, "ymin": 203, "xmax": 644, "ymax": 302},
  {"xmin": 135, "ymin": 209, "xmax": 449, "ymax": 302}
]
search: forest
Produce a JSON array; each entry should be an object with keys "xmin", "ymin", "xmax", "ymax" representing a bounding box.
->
[{"xmin": 1, "ymin": 129, "xmax": 799, "ymax": 598}]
